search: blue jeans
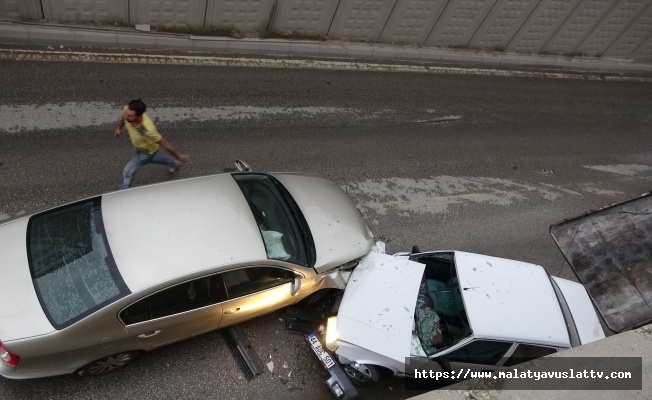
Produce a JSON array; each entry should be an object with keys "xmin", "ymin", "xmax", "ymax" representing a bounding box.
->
[{"xmin": 121, "ymin": 150, "xmax": 176, "ymax": 189}]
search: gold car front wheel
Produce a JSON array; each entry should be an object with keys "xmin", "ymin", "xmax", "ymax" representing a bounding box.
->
[{"xmin": 77, "ymin": 351, "xmax": 141, "ymax": 376}]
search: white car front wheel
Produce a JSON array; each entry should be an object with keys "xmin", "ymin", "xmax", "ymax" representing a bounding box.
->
[{"xmin": 343, "ymin": 362, "xmax": 380, "ymax": 386}]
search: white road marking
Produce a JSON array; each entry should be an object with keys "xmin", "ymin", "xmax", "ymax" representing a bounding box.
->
[
  {"xmin": 343, "ymin": 176, "xmax": 582, "ymax": 215},
  {"xmin": 149, "ymin": 106, "xmax": 355, "ymax": 123},
  {"xmin": 583, "ymin": 164, "xmax": 652, "ymax": 177},
  {"xmin": 415, "ymin": 115, "xmax": 462, "ymax": 123},
  {"xmin": 539, "ymin": 183, "xmax": 581, "ymax": 196},
  {"xmin": 582, "ymin": 187, "xmax": 624, "ymax": 196},
  {"xmin": 0, "ymin": 102, "xmax": 358, "ymax": 133}
]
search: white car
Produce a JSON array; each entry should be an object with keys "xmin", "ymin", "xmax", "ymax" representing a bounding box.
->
[{"xmin": 322, "ymin": 248, "xmax": 605, "ymax": 385}]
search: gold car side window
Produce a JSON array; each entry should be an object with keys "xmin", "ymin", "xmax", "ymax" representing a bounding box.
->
[
  {"xmin": 222, "ymin": 267, "xmax": 294, "ymax": 299},
  {"xmin": 120, "ymin": 275, "xmax": 217, "ymax": 325}
]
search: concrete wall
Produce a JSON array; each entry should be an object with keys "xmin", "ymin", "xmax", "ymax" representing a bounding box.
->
[
  {"xmin": 1, "ymin": 0, "xmax": 652, "ymax": 62},
  {"xmin": 0, "ymin": 0, "xmax": 42, "ymax": 21},
  {"xmin": 41, "ymin": 0, "xmax": 127, "ymax": 23}
]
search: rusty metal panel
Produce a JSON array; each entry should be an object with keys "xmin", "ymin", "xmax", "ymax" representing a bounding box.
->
[
  {"xmin": 468, "ymin": 0, "xmax": 539, "ymax": 50},
  {"xmin": 328, "ymin": 0, "xmax": 396, "ymax": 41},
  {"xmin": 205, "ymin": 0, "xmax": 276, "ymax": 32},
  {"xmin": 603, "ymin": 1, "xmax": 652, "ymax": 60},
  {"xmin": 272, "ymin": 0, "xmax": 339, "ymax": 36},
  {"xmin": 41, "ymin": 0, "xmax": 126, "ymax": 23},
  {"xmin": 574, "ymin": 0, "xmax": 650, "ymax": 57},
  {"xmin": 129, "ymin": 0, "xmax": 207, "ymax": 28},
  {"xmin": 426, "ymin": 0, "xmax": 497, "ymax": 48},
  {"xmin": 550, "ymin": 192, "xmax": 652, "ymax": 333},
  {"xmin": 0, "ymin": 0, "xmax": 43, "ymax": 21},
  {"xmin": 378, "ymin": 0, "xmax": 447, "ymax": 44},
  {"xmin": 542, "ymin": 0, "xmax": 619, "ymax": 55},
  {"xmin": 506, "ymin": 0, "xmax": 581, "ymax": 54}
]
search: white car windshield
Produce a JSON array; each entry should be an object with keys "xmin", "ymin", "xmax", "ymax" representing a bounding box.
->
[
  {"xmin": 410, "ymin": 252, "xmax": 472, "ymax": 356},
  {"xmin": 27, "ymin": 198, "xmax": 129, "ymax": 328}
]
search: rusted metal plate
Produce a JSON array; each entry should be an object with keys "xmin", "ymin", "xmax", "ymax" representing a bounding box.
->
[{"xmin": 550, "ymin": 192, "xmax": 652, "ymax": 333}]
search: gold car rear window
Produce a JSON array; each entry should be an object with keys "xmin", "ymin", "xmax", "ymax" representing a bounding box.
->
[{"xmin": 27, "ymin": 197, "xmax": 130, "ymax": 329}]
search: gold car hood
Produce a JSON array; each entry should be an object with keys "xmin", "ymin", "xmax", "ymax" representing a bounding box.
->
[{"xmin": 271, "ymin": 173, "xmax": 373, "ymax": 273}]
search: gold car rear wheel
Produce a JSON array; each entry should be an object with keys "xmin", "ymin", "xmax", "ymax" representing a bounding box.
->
[{"xmin": 77, "ymin": 351, "xmax": 141, "ymax": 376}]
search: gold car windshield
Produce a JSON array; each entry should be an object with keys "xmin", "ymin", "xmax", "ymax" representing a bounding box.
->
[
  {"xmin": 26, "ymin": 197, "xmax": 129, "ymax": 329},
  {"xmin": 233, "ymin": 173, "xmax": 315, "ymax": 268}
]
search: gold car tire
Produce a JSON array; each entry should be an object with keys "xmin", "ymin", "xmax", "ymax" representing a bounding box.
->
[{"xmin": 77, "ymin": 351, "xmax": 141, "ymax": 376}]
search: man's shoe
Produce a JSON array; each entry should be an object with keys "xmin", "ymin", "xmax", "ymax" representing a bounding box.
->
[{"xmin": 169, "ymin": 160, "xmax": 182, "ymax": 173}]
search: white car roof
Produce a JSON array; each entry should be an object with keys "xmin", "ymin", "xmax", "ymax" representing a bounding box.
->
[
  {"xmin": 102, "ymin": 174, "xmax": 267, "ymax": 293},
  {"xmin": 454, "ymin": 251, "xmax": 571, "ymax": 348}
]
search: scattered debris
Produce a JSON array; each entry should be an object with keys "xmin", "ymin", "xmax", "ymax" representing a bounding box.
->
[
  {"xmin": 285, "ymin": 306, "xmax": 324, "ymax": 334},
  {"xmin": 267, "ymin": 361, "xmax": 274, "ymax": 373},
  {"xmin": 135, "ymin": 24, "xmax": 151, "ymax": 32}
]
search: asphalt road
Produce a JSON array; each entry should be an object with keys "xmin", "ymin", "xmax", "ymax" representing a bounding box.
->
[{"xmin": 0, "ymin": 56, "xmax": 651, "ymax": 400}]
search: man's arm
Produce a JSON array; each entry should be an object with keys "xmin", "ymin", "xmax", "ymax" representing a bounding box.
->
[
  {"xmin": 157, "ymin": 137, "xmax": 190, "ymax": 163},
  {"xmin": 114, "ymin": 115, "xmax": 125, "ymax": 138}
]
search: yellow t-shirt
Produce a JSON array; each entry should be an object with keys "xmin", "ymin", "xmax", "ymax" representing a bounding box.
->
[{"xmin": 125, "ymin": 113, "xmax": 161, "ymax": 154}]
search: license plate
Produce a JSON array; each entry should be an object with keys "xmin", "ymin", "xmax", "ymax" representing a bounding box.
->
[{"xmin": 306, "ymin": 333, "xmax": 335, "ymax": 369}]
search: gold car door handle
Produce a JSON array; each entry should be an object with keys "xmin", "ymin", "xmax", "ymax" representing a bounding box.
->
[
  {"xmin": 225, "ymin": 308, "xmax": 240, "ymax": 314},
  {"xmin": 137, "ymin": 330, "xmax": 161, "ymax": 338}
]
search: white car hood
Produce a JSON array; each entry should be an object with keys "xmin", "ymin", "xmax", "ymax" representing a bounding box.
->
[
  {"xmin": 0, "ymin": 218, "xmax": 54, "ymax": 341},
  {"xmin": 336, "ymin": 252, "xmax": 424, "ymax": 363},
  {"xmin": 551, "ymin": 277, "xmax": 605, "ymax": 344}
]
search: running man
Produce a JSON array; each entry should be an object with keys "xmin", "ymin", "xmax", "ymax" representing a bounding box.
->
[{"xmin": 114, "ymin": 99, "xmax": 190, "ymax": 189}]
